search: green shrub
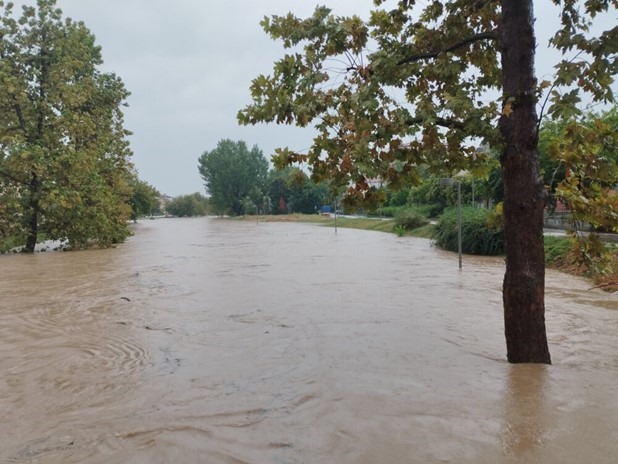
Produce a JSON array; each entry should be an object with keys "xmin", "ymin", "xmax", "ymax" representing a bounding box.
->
[
  {"xmin": 0, "ymin": 235, "xmax": 24, "ymax": 253},
  {"xmin": 166, "ymin": 193, "xmax": 209, "ymax": 217},
  {"xmin": 394, "ymin": 225, "xmax": 406, "ymax": 237},
  {"xmin": 408, "ymin": 203, "xmax": 444, "ymax": 218},
  {"xmin": 394, "ymin": 208, "xmax": 430, "ymax": 230},
  {"xmin": 544, "ymin": 236, "xmax": 575, "ymax": 265},
  {"xmin": 386, "ymin": 188, "xmax": 411, "ymax": 207},
  {"xmin": 433, "ymin": 207, "xmax": 505, "ymax": 255}
]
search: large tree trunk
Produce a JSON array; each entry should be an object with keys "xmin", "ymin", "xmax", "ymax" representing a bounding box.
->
[
  {"xmin": 498, "ymin": 0, "xmax": 551, "ymax": 364},
  {"xmin": 24, "ymin": 173, "xmax": 39, "ymax": 253}
]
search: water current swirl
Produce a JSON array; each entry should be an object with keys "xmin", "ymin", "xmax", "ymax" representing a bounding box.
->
[{"xmin": 1, "ymin": 218, "xmax": 616, "ymax": 463}]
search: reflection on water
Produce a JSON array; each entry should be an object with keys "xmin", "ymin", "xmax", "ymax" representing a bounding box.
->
[
  {"xmin": 502, "ymin": 365, "xmax": 549, "ymax": 459},
  {"xmin": 1, "ymin": 217, "xmax": 617, "ymax": 463}
]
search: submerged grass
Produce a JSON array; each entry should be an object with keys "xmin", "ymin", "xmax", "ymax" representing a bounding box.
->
[
  {"xmin": 238, "ymin": 214, "xmax": 617, "ymax": 291},
  {"xmin": 544, "ymin": 235, "xmax": 618, "ymax": 291},
  {"xmin": 244, "ymin": 214, "xmax": 431, "ymax": 237}
]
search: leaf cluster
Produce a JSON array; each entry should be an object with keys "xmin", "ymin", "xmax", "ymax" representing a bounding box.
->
[
  {"xmin": 271, "ymin": 168, "xmax": 329, "ymax": 214},
  {"xmin": 197, "ymin": 139, "xmax": 269, "ymax": 216},
  {"xmin": 129, "ymin": 175, "xmax": 161, "ymax": 220},
  {"xmin": 165, "ymin": 193, "xmax": 209, "ymax": 218},
  {"xmin": 0, "ymin": 0, "xmax": 134, "ymax": 249},
  {"xmin": 546, "ymin": 0, "xmax": 617, "ymax": 118},
  {"xmin": 239, "ymin": 1, "xmax": 616, "ymax": 211},
  {"xmin": 543, "ymin": 109, "xmax": 618, "ymax": 232}
]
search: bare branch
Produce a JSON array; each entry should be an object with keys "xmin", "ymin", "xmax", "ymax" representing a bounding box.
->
[
  {"xmin": 397, "ymin": 30, "xmax": 498, "ymax": 66},
  {"xmin": 406, "ymin": 116, "xmax": 466, "ymax": 131},
  {"xmin": 537, "ymin": 51, "xmax": 583, "ymax": 131},
  {"xmin": 589, "ymin": 281, "xmax": 618, "ymax": 291}
]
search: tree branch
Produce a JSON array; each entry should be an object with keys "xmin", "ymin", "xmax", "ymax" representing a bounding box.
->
[
  {"xmin": 0, "ymin": 169, "xmax": 28, "ymax": 186},
  {"xmin": 13, "ymin": 103, "xmax": 27, "ymax": 133},
  {"xmin": 536, "ymin": 51, "xmax": 583, "ymax": 132},
  {"xmin": 406, "ymin": 116, "xmax": 465, "ymax": 131},
  {"xmin": 397, "ymin": 30, "xmax": 498, "ymax": 66}
]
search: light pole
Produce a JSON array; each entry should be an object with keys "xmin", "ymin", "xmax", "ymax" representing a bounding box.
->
[
  {"xmin": 440, "ymin": 177, "xmax": 462, "ymax": 270},
  {"xmin": 334, "ymin": 196, "xmax": 338, "ymax": 235}
]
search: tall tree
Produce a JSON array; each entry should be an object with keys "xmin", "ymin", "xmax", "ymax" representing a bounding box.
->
[
  {"xmin": 129, "ymin": 174, "xmax": 161, "ymax": 221},
  {"xmin": 266, "ymin": 167, "xmax": 328, "ymax": 214},
  {"xmin": 239, "ymin": 1, "xmax": 616, "ymax": 363},
  {"xmin": 0, "ymin": 0, "xmax": 134, "ymax": 251},
  {"xmin": 197, "ymin": 139, "xmax": 268, "ymax": 216},
  {"xmin": 287, "ymin": 169, "xmax": 329, "ymax": 214},
  {"xmin": 267, "ymin": 170, "xmax": 292, "ymax": 214}
]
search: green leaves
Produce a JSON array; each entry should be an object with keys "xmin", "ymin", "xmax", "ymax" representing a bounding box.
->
[
  {"xmin": 0, "ymin": 0, "xmax": 134, "ymax": 250},
  {"xmin": 551, "ymin": 110, "xmax": 618, "ymax": 232},
  {"xmin": 262, "ymin": 7, "xmax": 368, "ymax": 55},
  {"xmin": 197, "ymin": 139, "xmax": 269, "ymax": 216},
  {"xmin": 129, "ymin": 175, "xmax": 160, "ymax": 220},
  {"xmin": 547, "ymin": 0, "xmax": 616, "ymax": 116},
  {"xmin": 239, "ymin": 1, "xmax": 504, "ymax": 206},
  {"xmin": 238, "ymin": 0, "xmax": 615, "ymax": 215},
  {"xmin": 165, "ymin": 193, "xmax": 209, "ymax": 217}
]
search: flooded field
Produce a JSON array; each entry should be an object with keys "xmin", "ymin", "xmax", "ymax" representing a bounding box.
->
[{"xmin": 1, "ymin": 217, "xmax": 617, "ymax": 463}]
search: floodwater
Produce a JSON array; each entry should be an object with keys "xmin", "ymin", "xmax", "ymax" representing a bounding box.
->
[{"xmin": 1, "ymin": 218, "xmax": 617, "ymax": 464}]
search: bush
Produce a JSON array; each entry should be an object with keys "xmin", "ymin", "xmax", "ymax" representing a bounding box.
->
[
  {"xmin": 166, "ymin": 193, "xmax": 209, "ymax": 217},
  {"xmin": 394, "ymin": 225, "xmax": 406, "ymax": 237},
  {"xmin": 433, "ymin": 207, "xmax": 505, "ymax": 255},
  {"xmin": 394, "ymin": 208, "xmax": 430, "ymax": 230},
  {"xmin": 386, "ymin": 188, "xmax": 411, "ymax": 207},
  {"xmin": 0, "ymin": 235, "xmax": 24, "ymax": 253},
  {"xmin": 408, "ymin": 203, "xmax": 444, "ymax": 218},
  {"xmin": 544, "ymin": 236, "xmax": 575, "ymax": 265}
]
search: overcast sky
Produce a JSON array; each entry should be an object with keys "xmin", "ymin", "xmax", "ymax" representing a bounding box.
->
[
  {"xmin": 13, "ymin": 0, "xmax": 376, "ymax": 196},
  {"xmin": 9, "ymin": 1, "xmax": 616, "ymax": 196}
]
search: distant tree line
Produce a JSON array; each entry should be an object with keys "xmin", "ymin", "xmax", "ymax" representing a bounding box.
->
[
  {"xmin": 166, "ymin": 193, "xmax": 209, "ymax": 217},
  {"xmin": 198, "ymin": 139, "xmax": 329, "ymax": 216}
]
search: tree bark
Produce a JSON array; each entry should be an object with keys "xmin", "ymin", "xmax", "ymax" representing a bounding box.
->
[
  {"xmin": 24, "ymin": 172, "xmax": 39, "ymax": 253},
  {"xmin": 498, "ymin": 0, "xmax": 551, "ymax": 363}
]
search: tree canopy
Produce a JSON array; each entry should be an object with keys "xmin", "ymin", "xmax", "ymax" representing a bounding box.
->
[
  {"xmin": 239, "ymin": 1, "xmax": 616, "ymax": 363},
  {"xmin": 165, "ymin": 193, "xmax": 209, "ymax": 217},
  {"xmin": 266, "ymin": 167, "xmax": 328, "ymax": 214},
  {"xmin": 197, "ymin": 139, "xmax": 269, "ymax": 216},
  {"xmin": 129, "ymin": 175, "xmax": 161, "ymax": 221},
  {"xmin": 539, "ymin": 108, "xmax": 618, "ymax": 231},
  {"xmin": 0, "ymin": 0, "xmax": 135, "ymax": 251}
]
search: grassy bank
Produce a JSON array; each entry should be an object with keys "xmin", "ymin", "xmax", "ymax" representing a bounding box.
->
[
  {"xmin": 544, "ymin": 235, "xmax": 617, "ymax": 291},
  {"xmin": 245, "ymin": 214, "xmax": 433, "ymax": 237}
]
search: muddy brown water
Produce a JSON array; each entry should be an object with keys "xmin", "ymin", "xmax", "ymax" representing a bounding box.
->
[{"xmin": 1, "ymin": 218, "xmax": 617, "ymax": 463}]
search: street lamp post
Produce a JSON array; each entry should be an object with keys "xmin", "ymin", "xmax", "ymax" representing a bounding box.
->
[
  {"xmin": 334, "ymin": 197, "xmax": 338, "ymax": 235},
  {"xmin": 440, "ymin": 177, "xmax": 462, "ymax": 270},
  {"xmin": 457, "ymin": 180, "xmax": 462, "ymax": 269}
]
